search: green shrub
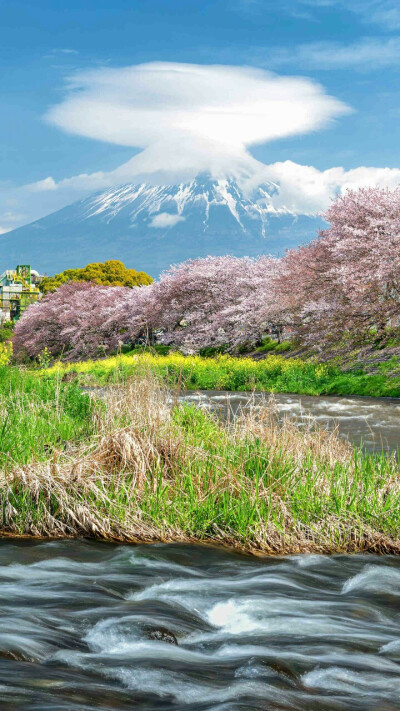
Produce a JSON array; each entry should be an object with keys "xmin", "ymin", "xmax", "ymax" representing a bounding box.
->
[
  {"xmin": 275, "ymin": 341, "xmax": 292, "ymax": 353},
  {"xmin": 0, "ymin": 322, "xmax": 13, "ymax": 344},
  {"xmin": 199, "ymin": 344, "xmax": 228, "ymax": 357}
]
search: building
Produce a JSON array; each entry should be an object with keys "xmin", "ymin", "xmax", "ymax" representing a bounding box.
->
[{"xmin": 0, "ymin": 265, "xmax": 42, "ymax": 325}]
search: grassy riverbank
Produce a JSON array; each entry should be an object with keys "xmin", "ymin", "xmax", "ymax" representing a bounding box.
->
[
  {"xmin": 1, "ymin": 366, "xmax": 400, "ymax": 554},
  {"xmin": 45, "ymin": 351, "xmax": 400, "ymax": 397}
]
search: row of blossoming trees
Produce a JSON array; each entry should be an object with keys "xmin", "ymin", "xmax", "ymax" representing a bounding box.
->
[{"xmin": 13, "ymin": 186, "xmax": 400, "ymax": 361}]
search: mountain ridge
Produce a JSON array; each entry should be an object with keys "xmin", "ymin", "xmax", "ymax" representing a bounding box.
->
[{"xmin": 0, "ymin": 174, "xmax": 324, "ymax": 276}]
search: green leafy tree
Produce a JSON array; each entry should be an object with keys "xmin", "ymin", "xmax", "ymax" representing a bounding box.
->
[{"xmin": 40, "ymin": 260, "xmax": 153, "ymax": 294}]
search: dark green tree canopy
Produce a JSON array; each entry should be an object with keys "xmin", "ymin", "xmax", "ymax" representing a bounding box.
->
[{"xmin": 40, "ymin": 260, "xmax": 153, "ymax": 294}]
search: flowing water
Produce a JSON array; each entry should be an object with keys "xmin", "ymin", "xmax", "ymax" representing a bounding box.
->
[
  {"xmin": 180, "ymin": 390, "xmax": 400, "ymax": 453},
  {"xmin": 2, "ymin": 539, "xmax": 400, "ymax": 710}
]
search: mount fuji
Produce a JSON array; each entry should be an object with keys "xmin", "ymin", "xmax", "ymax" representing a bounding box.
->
[{"xmin": 0, "ymin": 174, "xmax": 323, "ymax": 276}]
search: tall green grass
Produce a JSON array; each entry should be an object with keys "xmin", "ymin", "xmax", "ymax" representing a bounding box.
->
[
  {"xmin": 45, "ymin": 352, "xmax": 400, "ymax": 397},
  {"xmin": 0, "ymin": 366, "xmax": 94, "ymax": 468}
]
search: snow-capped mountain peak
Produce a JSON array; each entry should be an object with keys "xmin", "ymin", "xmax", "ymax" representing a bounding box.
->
[
  {"xmin": 0, "ymin": 174, "xmax": 323, "ymax": 276},
  {"xmin": 82, "ymin": 174, "xmax": 279, "ymax": 234}
]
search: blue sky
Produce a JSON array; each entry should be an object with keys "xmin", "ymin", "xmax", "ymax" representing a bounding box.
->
[{"xmin": 1, "ymin": 0, "xmax": 400, "ymax": 231}]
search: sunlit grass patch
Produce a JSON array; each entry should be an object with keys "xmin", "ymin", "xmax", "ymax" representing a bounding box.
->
[{"xmin": 0, "ymin": 365, "xmax": 94, "ymax": 469}]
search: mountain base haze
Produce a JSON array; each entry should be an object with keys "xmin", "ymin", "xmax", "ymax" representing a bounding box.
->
[{"xmin": 0, "ymin": 175, "xmax": 323, "ymax": 276}]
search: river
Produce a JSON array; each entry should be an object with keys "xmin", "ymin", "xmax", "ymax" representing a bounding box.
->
[
  {"xmin": 2, "ymin": 539, "xmax": 400, "ymax": 710},
  {"xmin": 180, "ymin": 390, "xmax": 400, "ymax": 453}
]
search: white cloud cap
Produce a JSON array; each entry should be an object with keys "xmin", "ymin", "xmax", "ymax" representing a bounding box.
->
[
  {"xmin": 260, "ymin": 161, "xmax": 400, "ymax": 215},
  {"xmin": 46, "ymin": 61, "xmax": 349, "ymax": 176}
]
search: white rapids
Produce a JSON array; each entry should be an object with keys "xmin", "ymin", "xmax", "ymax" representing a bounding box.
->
[{"xmin": 1, "ymin": 540, "xmax": 400, "ymax": 710}]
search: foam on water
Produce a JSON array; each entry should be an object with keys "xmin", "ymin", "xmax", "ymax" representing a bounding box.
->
[{"xmin": 342, "ymin": 564, "xmax": 400, "ymax": 594}]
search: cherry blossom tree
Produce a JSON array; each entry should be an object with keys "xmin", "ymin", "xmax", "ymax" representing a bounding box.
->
[
  {"xmin": 153, "ymin": 255, "xmax": 283, "ymax": 351},
  {"xmin": 280, "ymin": 186, "xmax": 400, "ymax": 349},
  {"xmin": 13, "ymin": 256, "xmax": 284, "ymax": 360},
  {"xmin": 13, "ymin": 281, "xmax": 157, "ymax": 360}
]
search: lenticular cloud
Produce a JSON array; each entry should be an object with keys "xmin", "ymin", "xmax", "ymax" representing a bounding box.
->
[{"xmin": 46, "ymin": 62, "xmax": 349, "ymax": 176}]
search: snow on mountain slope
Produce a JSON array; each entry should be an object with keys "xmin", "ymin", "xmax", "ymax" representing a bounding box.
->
[
  {"xmin": 77, "ymin": 175, "xmax": 278, "ymax": 231},
  {"xmin": 0, "ymin": 174, "xmax": 324, "ymax": 276}
]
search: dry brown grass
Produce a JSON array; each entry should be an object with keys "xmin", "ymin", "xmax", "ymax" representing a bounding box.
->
[{"xmin": 234, "ymin": 393, "xmax": 353, "ymax": 465}]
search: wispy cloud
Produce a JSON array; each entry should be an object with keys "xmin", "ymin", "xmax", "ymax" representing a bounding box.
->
[
  {"xmin": 42, "ymin": 48, "xmax": 79, "ymax": 60},
  {"xmin": 304, "ymin": 0, "xmax": 400, "ymax": 29},
  {"xmin": 55, "ymin": 49, "xmax": 79, "ymax": 54},
  {"xmin": 372, "ymin": 7, "xmax": 400, "ymax": 29},
  {"xmin": 340, "ymin": 0, "xmax": 400, "ymax": 29},
  {"xmin": 0, "ymin": 209, "xmax": 27, "ymax": 234},
  {"xmin": 150, "ymin": 213, "xmax": 186, "ymax": 228},
  {"xmin": 235, "ymin": 0, "xmax": 400, "ymax": 30},
  {"xmin": 267, "ymin": 36, "xmax": 400, "ymax": 70}
]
